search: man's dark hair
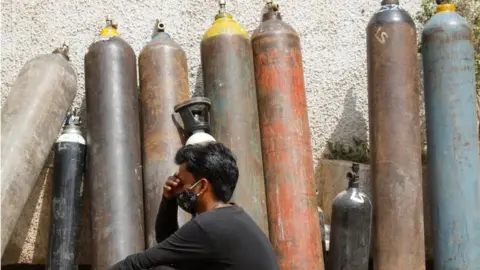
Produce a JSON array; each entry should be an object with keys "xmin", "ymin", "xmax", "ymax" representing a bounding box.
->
[{"xmin": 175, "ymin": 142, "xmax": 239, "ymax": 202}]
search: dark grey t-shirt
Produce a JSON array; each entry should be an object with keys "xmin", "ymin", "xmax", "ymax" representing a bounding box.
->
[{"xmin": 109, "ymin": 200, "xmax": 279, "ymax": 270}]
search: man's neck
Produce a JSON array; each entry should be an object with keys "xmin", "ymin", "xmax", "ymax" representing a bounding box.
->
[{"xmin": 198, "ymin": 200, "xmax": 230, "ymax": 213}]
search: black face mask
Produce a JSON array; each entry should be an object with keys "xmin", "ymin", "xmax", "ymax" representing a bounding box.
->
[{"xmin": 176, "ymin": 180, "xmax": 201, "ymax": 215}]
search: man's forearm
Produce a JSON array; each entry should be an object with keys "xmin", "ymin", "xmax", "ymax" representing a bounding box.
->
[
  {"xmin": 110, "ymin": 219, "xmax": 209, "ymax": 270},
  {"xmin": 108, "ymin": 252, "xmax": 152, "ymax": 270},
  {"xmin": 155, "ymin": 196, "xmax": 179, "ymax": 243},
  {"xmin": 108, "ymin": 238, "xmax": 185, "ymax": 270}
]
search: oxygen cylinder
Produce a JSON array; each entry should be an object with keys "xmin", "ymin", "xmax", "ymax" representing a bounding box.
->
[
  {"xmin": 251, "ymin": 1, "xmax": 322, "ymax": 269},
  {"xmin": 84, "ymin": 16, "xmax": 145, "ymax": 269},
  {"xmin": 366, "ymin": 1, "xmax": 426, "ymax": 269},
  {"xmin": 0, "ymin": 42, "xmax": 77, "ymax": 255},
  {"xmin": 47, "ymin": 108, "xmax": 86, "ymax": 270},
  {"xmin": 174, "ymin": 97, "xmax": 216, "ymax": 146},
  {"xmin": 328, "ymin": 163, "xmax": 372, "ymax": 270},
  {"xmin": 200, "ymin": 0, "xmax": 268, "ymax": 235},
  {"xmin": 422, "ymin": 1, "xmax": 480, "ymax": 268},
  {"xmin": 139, "ymin": 20, "xmax": 191, "ymax": 248}
]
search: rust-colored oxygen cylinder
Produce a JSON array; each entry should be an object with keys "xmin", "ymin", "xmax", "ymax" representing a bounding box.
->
[
  {"xmin": 200, "ymin": 0, "xmax": 269, "ymax": 235},
  {"xmin": 366, "ymin": 1, "xmax": 426, "ymax": 269},
  {"xmin": 1, "ymin": 42, "xmax": 77, "ymax": 256},
  {"xmin": 84, "ymin": 16, "xmax": 145, "ymax": 269},
  {"xmin": 139, "ymin": 20, "xmax": 191, "ymax": 248},
  {"xmin": 251, "ymin": 1, "xmax": 324, "ymax": 270}
]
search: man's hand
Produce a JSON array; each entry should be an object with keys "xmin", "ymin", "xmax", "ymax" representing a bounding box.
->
[{"xmin": 163, "ymin": 176, "xmax": 183, "ymax": 199}]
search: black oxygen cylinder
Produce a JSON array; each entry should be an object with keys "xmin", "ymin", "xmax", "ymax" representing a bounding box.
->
[
  {"xmin": 327, "ymin": 163, "xmax": 372, "ymax": 270},
  {"xmin": 47, "ymin": 108, "xmax": 86, "ymax": 270}
]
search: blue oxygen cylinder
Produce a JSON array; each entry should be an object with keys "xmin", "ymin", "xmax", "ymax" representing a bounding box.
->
[{"xmin": 422, "ymin": 1, "xmax": 480, "ymax": 269}]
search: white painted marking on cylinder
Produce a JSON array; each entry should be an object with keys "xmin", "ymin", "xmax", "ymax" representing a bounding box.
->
[
  {"xmin": 376, "ymin": 4, "xmax": 402, "ymax": 14},
  {"xmin": 375, "ymin": 28, "xmax": 389, "ymax": 44},
  {"xmin": 350, "ymin": 189, "xmax": 366, "ymax": 204},
  {"xmin": 56, "ymin": 133, "xmax": 85, "ymax": 145}
]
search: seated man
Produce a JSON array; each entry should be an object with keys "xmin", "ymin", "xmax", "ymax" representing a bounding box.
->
[{"xmin": 109, "ymin": 142, "xmax": 279, "ymax": 270}]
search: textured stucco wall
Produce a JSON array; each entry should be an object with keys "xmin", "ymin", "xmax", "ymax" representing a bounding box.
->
[
  {"xmin": 1, "ymin": 0, "xmax": 425, "ymax": 265},
  {"xmin": 1, "ymin": 0, "xmax": 423, "ymax": 159}
]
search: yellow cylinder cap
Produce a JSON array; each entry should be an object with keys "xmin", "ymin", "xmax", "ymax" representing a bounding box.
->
[
  {"xmin": 100, "ymin": 15, "xmax": 119, "ymax": 37},
  {"xmin": 202, "ymin": 0, "xmax": 248, "ymax": 40},
  {"xmin": 436, "ymin": 3, "xmax": 456, "ymax": 13}
]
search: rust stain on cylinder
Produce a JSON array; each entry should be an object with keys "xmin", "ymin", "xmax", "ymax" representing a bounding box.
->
[
  {"xmin": 139, "ymin": 34, "xmax": 190, "ymax": 248},
  {"xmin": 367, "ymin": 15, "xmax": 426, "ymax": 270},
  {"xmin": 252, "ymin": 11, "xmax": 324, "ymax": 270},
  {"xmin": 201, "ymin": 34, "xmax": 269, "ymax": 235}
]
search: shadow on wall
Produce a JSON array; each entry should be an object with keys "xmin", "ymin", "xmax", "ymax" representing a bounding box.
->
[
  {"xmin": 192, "ymin": 65, "xmax": 204, "ymax": 97},
  {"xmin": 322, "ymin": 87, "xmax": 369, "ymax": 162},
  {"xmin": 76, "ymin": 95, "xmax": 87, "ymax": 127},
  {"xmin": 316, "ymin": 87, "xmax": 369, "ymax": 212}
]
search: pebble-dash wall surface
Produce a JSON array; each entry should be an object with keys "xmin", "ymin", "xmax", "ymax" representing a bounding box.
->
[{"xmin": 1, "ymin": 0, "xmax": 423, "ymax": 161}]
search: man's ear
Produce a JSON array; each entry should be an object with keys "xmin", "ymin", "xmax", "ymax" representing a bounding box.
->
[{"xmin": 197, "ymin": 178, "xmax": 208, "ymax": 196}]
